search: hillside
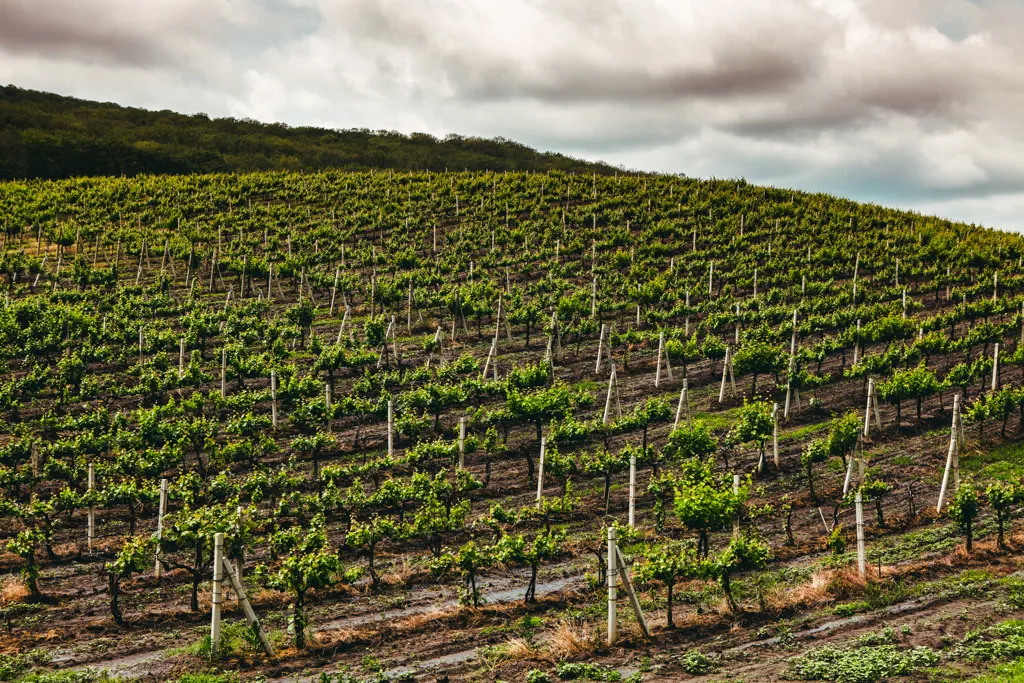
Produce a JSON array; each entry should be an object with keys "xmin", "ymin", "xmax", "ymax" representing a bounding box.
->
[
  {"xmin": 0, "ymin": 86, "xmax": 619, "ymax": 180},
  {"xmin": 0, "ymin": 170, "xmax": 1022, "ymax": 683}
]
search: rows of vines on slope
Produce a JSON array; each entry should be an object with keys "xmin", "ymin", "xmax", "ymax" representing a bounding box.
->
[{"xmin": 0, "ymin": 170, "xmax": 1021, "ymax": 660}]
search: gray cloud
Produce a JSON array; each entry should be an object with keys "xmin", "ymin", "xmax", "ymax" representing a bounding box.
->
[{"xmin": 0, "ymin": 0, "xmax": 172, "ymax": 66}]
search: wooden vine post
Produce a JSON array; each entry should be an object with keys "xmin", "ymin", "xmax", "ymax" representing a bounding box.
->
[
  {"xmin": 784, "ymin": 309, "xmax": 799, "ymax": 418},
  {"xmin": 536, "ymin": 437, "xmax": 546, "ymax": 507},
  {"xmin": 732, "ymin": 474, "xmax": 741, "ymax": 537},
  {"xmin": 674, "ymin": 379, "xmax": 691, "ymax": 430},
  {"xmin": 992, "ymin": 343, "xmax": 1000, "ymax": 391},
  {"xmin": 853, "ymin": 319, "xmax": 861, "ymax": 364},
  {"xmin": 270, "ymin": 370, "xmax": 278, "ymax": 429},
  {"xmin": 606, "ymin": 526, "xmax": 650, "ymax": 646},
  {"xmin": 603, "ymin": 366, "xmax": 622, "ymax": 424},
  {"xmin": 772, "ymin": 402, "xmax": 780, "ymax": 469},
  {"xmin": 154, "ymin": 478, "xmax": 168, "ymax": 579},
  {"xmin": 937, "ymin": 395, "xmax": 965, "ymax": 511},
  {"xmin": 654, "ymin": 331, "xmax": 673, "ymax": 388},
  {"xmin": 336, "ymin": 305, "xmax": 350, "ymax": 344},
  {"xmin": 210, "ymin": 533, "xmax": 275, "ymax": 658},
  {"xmin": 211, "ymin": 533, "xmax": 224, "ymax": 656},
  {"xmin": 595, "ymin": 324, "xmax": 611, "ymax": 374},
  {"xmin": 628, "ymin": 452, "xmax": 637, "ymax": 528},
  {"xmin": 863, "ymin": 378, "xmax": 882, "ymax": 437},
  {"xmin": 843, "ymin": 435, "xmax": 866, "ymax": 496},
  {"xmin": 855, "ymin": 491, "xmax": 866, "ymax": 577},
  {"xmin": 387, "ymin": 400, "xmax": 394, "ymax": 457},
  {"xmin": 87, "ymin": 463, "xmax": 95, "ymax": 552},
  {"xmin": 458, "ymin": 418, "xmax": 466, "ymax": 470},
  {"xmin": 718, "ymin": 346, "xmax": 737, "ymax": 403}
]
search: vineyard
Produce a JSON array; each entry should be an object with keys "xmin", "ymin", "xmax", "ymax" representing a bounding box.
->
[{"xmin": 0, "ymin": 169, "xmax": 1023, "ymax": 683}]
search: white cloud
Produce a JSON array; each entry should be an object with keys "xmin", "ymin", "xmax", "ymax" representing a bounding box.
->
[{"xmin": 2, "ymin": 0, "xmax": 1024, "ymax": 231}]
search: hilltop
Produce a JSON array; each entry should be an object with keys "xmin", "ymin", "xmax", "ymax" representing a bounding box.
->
[{"xmin": 0, "ymin": 85, "xmax": 620, "ymax": 180}]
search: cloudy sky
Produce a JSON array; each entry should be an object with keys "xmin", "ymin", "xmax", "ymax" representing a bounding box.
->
[{"xmin": 3, "ymin": 0, "xmax": 1024, "ymax": 230}]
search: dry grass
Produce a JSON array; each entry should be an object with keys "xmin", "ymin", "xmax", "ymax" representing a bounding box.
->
[
  {"xmin": 504, "ymin": 636, "xmax": 537, "ymax": 660},
  {"xmin": 821, "ymin": 566, "xmax": 869, "ymax": 599},
  {"xmin": 767, "ymin": 577, "xmax": 830, "ymax": 611},
  {"xmin": 393, "ymin": 604, "xmax": 465, "ymax": 631},
  {"xmin": 52, "ymin": 542, "xmax": 79, "ymax": 558},
  {"xmin": 675, "ymin": 612, "xmax": 723, "ymax": 630},
  {"xmin": 251, "ymin": 587, "xmax": 290, "ymax": 608},
  {"xmin": 0, "ymin": 551, "xmax": 23, "ymax": 570},
  {"xmin": 548, "ymin": 618, "xmax": 598, "ymax": 659},
  {"xmin": 0, "ymin": 575, "xmax": 28, "ymax": 604},
  {"xmin": 380, "ymin": 557, "xmax": 417, "ymax": 587}
]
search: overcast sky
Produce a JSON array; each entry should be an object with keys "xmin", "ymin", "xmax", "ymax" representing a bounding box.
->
[{"xmin": 3, "ymin": 0, "xmax": 1024, "ymax": 231}]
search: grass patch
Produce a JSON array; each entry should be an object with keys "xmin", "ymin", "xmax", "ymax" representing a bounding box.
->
[
  {"xmin": 689, "ymin": 409, "xmax": 740, "ymax": 431},
  {"xmin": 967, "ymin": 658, "xmax": 1024, "ymax": 682},
  {"xmin": 866, "ymin": 521, "xmax": 995, "ymax": 565},
  {"xmin": 961, "ymin": 441, "xmax": 1024, "ymax": 481},
  {"xmin": 781, "ymin": 420, "xmax": 830, "ymax": 443}
]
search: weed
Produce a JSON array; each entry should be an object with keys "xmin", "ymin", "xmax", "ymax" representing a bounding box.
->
[
  {"xmin": 967, "ymin": 658, "xmax": 1024, "ymax": 682},
  {"xmin": 680, "ymin": 650, "xmax": 717, "ymax": 675},
  {"xmin": 555, "ymin": 661, "xmax": 622, "ymax": 680},
  {"xmin": 0, "ymin": 651, "xmax": 50, "ymax": 680},
  {"xmin": 361, "ymin": 655, "xmax": 383, "ymax": 673},
  {"xmin": 953, "ymin": 619, "xmax": 1024, "ymax": 662},
  {"xmin": 832, "ymin": 602, "xmax": 870, "ymax": 617},
  {"xmin": 169, "ymin": 675, "xmax": 239, "ymax": 683},
  {"xmin": 1001, "ymin": 574, "xmax": 1024, "ymax": 609},
  {"xmin": 787, "ymin": 643, "xmax": 938, "ymax": 682}
]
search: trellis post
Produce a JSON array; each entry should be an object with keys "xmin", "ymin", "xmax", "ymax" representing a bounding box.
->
[
  {"xmin": 674, "ymin": 379, "xmax": 691, "ymax": 430},
  {"xmin": 536, "ymin": 437, "xmax": 546, "ymax": 507},
  {"xmin": 458, "ymin": 418, "xmax": 466, "ymax": 469},
  {"xmin": 387, "ymin": 400, "xmax": 394, "ymax": 457},
  {"xmin": 718, "ymin": 346, "xmax": 736, "ymax": 403},
  {"xmin": 732, "ymin": 474, "xmax": 741, "ymax": 537},
  {"xmin": 628, "ymin": 452, "xmax": 636, "ymax": 527},
  {"xmin": 270, "ymin": 370, "xmax": 278, "ymax": 428},
  {"xmin": 221, "ymin": 554, "xmax": 275, "ymax": 656},
  {"xmin": 855, "ymin": 492, "xmax": 866, "ymax": 577},
  {"xmin": 863, "ymin": 378, "xmax": 882, "ymax": 437},
  {"xmin": 607, "ymin": 527, "xmax": 617, "ymax": 645},
  {"xmin": 603, "ymin": 366, "xmax": 622, "ymax": 424},
  {"xmin": 772, "ymin": 402, "xmax": 780, "ymax": 468},
  {"xmin": 154, "ymin": 478, "xmax": 168, "ymax": 579},
  {"xmin": 211, "ymin": 533, "xmax": 224, "ymax": 656},
  {"xmin": 937, "ymin": 395, "xmax": 962, "ymax": 511},
  {"xmin": 992, "ymin": 343, "xmax": 1000, "ymax": 391},
  {"xmin": 87, "ymin": 463, "xmax": 95, "ymax": 551}
]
